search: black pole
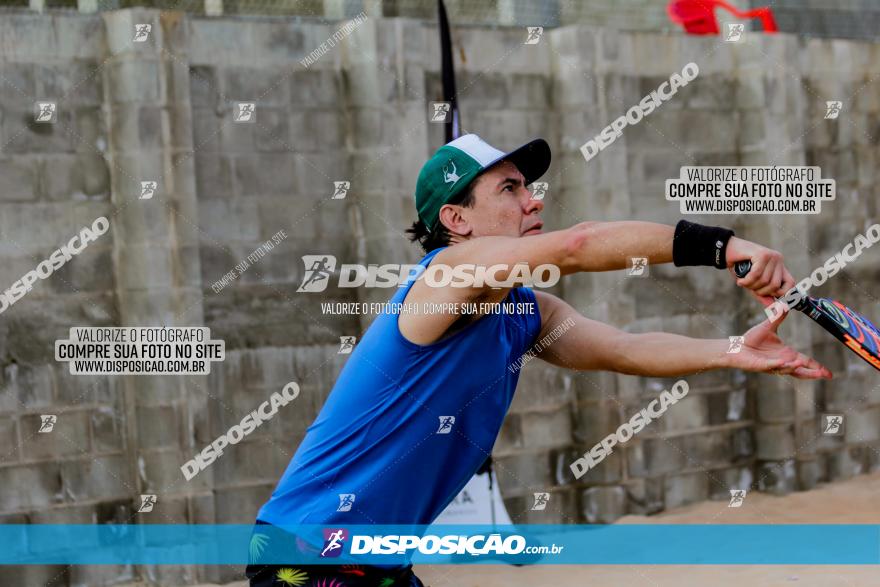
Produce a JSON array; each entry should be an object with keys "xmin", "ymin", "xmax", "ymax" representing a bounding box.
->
[{"xmin": 438, "ymin": 0, "xmax": 461, "ymax": 142}]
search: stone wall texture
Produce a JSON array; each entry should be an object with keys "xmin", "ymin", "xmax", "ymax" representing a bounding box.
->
[{"xmin": 0, "ymin": 6, "xmax": 879, "ymax": 586}]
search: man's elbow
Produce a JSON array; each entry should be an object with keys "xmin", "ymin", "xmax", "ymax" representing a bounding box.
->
[{"xmin": 560, "ymin": 221, "xmax": 599, "ymax": 273}]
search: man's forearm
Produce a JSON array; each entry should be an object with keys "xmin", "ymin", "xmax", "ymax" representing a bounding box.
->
[
  {"xmin": 610, "ymin": 332, "xmax": 730, "ymax": 377},
  {"xmin": 570, "ymin": 221, "xmax": 674, "ymax": 271}
]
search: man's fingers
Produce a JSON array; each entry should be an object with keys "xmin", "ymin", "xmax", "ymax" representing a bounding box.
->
[
  {"xmin": 757, "ymin": 264, "xmax": 784, "ymax": 297},
  {"xmin": 763, "ymin": 357, "xmax": 788, "ymax": 371},
  {"xmin": 754, "ymin": 261, "xmax": 776, "ymax": 294},
  {"xmin": 790, "ymin": 366, "xmax": 822, "ymax": 379},
  {"xmin": 764, "ymin": 305, "xmax": 789, "ymax": 333},
  {"xmin": 791, "ymin": 365, "xmax": 833, "ymax": 380},
  {"xmin": 774, "ymin": 357, "xmax": 806, "ymax": 375},
  {"xmin": 801, "ymin": 354, "xmax": 823, "ymax": 370},
  {"xmin": 771, "ymin": 352, "xmax": 833, "ymax": 379},
  {"xmin": 736, "ymin": 261, "xmax": 764, "ymax": 288},
  {"xmin": 800, "ymin": 354, "xmax": 833, "ymax": 379},
  {"xmin": 734, "ymin": 251, "xmax": 791, "ymax": 298},
  {"xmin": 779, "ymin": 268, "xmax": 796, "ymax": 297}
]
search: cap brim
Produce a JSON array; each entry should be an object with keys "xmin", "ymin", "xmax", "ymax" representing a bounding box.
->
[{"xmin": 483, "ymin": 138, "xmax": 551, "ymax": 185}]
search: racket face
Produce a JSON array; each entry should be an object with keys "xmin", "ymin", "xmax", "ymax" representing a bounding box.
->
[{"xmin": 804, "ymin": 297, "xmax": 880, "ymax": 371}]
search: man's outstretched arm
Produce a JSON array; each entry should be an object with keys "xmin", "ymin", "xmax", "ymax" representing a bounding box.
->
[
  {"xmin": 403, "ymin": 219, "xmax": 794, "ymax": 345},
  {"xmin": 532, "ymin": 291, "xmax": 832, "ymax": 379},
  {"xmin": 438, "ymin": 220, "xmax": 795, "ymax": 300}
]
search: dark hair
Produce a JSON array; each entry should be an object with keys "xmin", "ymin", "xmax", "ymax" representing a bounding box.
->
[{"xmin": 406, "ymin": 180, "xmax": 477, "ymax": 252}]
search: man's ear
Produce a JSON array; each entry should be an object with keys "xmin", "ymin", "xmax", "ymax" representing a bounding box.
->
[{"xmin": 438, "ymin": 204, "xmax": 472, "ymax": 238}]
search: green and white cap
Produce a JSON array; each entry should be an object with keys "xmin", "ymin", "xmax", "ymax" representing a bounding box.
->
[{"xmin": 414, "ymin": 134, "xmax": 551, "ymax": 231}]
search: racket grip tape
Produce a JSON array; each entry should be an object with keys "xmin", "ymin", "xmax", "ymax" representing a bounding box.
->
[{"xmin": 734, "ymin": 260, "xmax": 752, "ymax": 279}]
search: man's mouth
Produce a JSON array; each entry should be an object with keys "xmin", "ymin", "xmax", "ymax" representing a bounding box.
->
[{"xmin": 524, "ymin": 223, "xmax": 543, "ymax": 235}]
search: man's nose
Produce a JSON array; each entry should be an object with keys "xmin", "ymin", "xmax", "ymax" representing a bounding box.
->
[{"xmin": 524, "ymin": 193, "xmax": 544, "ymax": 214}]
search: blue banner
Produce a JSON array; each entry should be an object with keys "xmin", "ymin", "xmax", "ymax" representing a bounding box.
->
[{"xmin": 3, "ymin": 524, "xmax": 879, "ymax": 565}]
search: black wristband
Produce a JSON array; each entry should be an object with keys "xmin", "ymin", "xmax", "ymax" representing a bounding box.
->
[{"xmin": 673, "ymin": 220, "xmax": 735, "ymax": 269}]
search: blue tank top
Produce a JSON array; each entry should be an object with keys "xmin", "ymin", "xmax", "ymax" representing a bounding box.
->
[{"xmin": 257, "ymin": 246, "xmax": 542, "ymax": 526}]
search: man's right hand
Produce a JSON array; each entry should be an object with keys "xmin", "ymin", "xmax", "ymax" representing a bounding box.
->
[{"xmin": 725, "ymin": 236, "xmax": 797, "ymax": 305}]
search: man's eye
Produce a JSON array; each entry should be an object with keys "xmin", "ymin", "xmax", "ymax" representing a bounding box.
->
[{"xmin": 503, "ymin": 185, "xmax": 514, "ymax": 192}]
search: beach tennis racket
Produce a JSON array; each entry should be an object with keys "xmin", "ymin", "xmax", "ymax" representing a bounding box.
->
[{"xmin": 735, "ymin": 261, "xmax": 880, "ymax": 371}]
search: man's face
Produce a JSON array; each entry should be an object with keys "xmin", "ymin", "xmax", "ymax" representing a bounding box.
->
[{"xmin": 447, "ymin": 160, "xmax": 544, "ymax": 239}]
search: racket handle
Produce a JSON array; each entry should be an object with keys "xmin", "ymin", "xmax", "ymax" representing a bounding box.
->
[
  {"xmin": 734, "ymin": 259, "xmax": 809, "ymax": 312},
  {"xmin": 734, "ymin": 260, "xmax": 752, "ymax": 278}
]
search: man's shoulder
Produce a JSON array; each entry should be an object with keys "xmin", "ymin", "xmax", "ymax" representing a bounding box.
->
[{"xmin": 530, "ymin": 289, "xmax": 560, "ymax": 327}]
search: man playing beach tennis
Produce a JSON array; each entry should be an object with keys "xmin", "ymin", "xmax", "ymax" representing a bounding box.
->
[{"xmin": 246, "ymin": 134, "xmax": 831, "ymax": 586}]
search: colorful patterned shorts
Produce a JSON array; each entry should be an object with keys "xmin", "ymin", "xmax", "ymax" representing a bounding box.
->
[
  {"xmin": 245, "ymin": 521, "xmax": 425, "ymax": 587},
  {"xmin": 245, "ymin": 562, "xmax": 425, "ymax": 587}
]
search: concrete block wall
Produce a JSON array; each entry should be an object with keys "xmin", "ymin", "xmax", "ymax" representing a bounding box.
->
[
  {"xmin": 0, "ymin": 11, "xmax": 134, "ymax": 587},
  {"xmin": 29, "ymin": 0, "xmax": 880, "ymax": 41},
  {"xmin": 796, "ymin": 36, "xmax": 880, "ymax": 486},
  {"xmin": 545, "ymin": 25, "xmax": 880, "ymax": 520},
  {"xmin": 754, "ymin": 0, "xmax": 880, "ymax": 40},
  {"xmin": 1, "ymin": 7, "xmax": 880, "ymax": 586}
]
